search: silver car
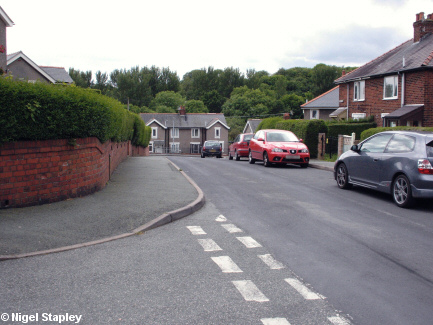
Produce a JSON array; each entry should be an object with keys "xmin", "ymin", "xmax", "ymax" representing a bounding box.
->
[{"xmin": 334, "ymin": 131, "xmax": 433, "ymax": 208}]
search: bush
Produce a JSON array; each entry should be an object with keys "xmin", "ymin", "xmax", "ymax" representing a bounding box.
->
[
  {"xmin": 275, "ymin": 119, "xmax": 327, "ymax": 158},
  {"xmin": 327, "ymin": 122, "xmax": 377, "ymax": 140},
  {"xmin": 256, "ymin": 117, "xmax": 284, "ymax": 130},
  {"xmin": 0, "ymin": 77, "xmax": 150, "ymax": 147},
  {"xmin": 361, "ymin": 126, "xmax": 433, "ymax": 141}
]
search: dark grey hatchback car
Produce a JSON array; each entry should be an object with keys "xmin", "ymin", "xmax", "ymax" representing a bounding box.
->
[{"xmin": 334, "ymin": 131, "xmax": 433, "ymax": 208}]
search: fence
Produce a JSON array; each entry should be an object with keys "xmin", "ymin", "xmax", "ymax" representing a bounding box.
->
[{"xmin": 317, "ymin": 133, "xmax": 356, "ymax": 159}]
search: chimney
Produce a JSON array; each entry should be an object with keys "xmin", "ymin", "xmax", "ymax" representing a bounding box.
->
[
  {"xmin": 342, "ymin": 70, "xmax": 346, "ymax": 76},
  {"xmin": 283, "ymin": 113, "xmax": 291, "ymax": 120},
  {"xmin": 414, "ymin": 12, "xmax": 433, "ymax": 42},
  {"xmin": 178, "ymin": 106, "xmax": 186, "ymax": 116}
]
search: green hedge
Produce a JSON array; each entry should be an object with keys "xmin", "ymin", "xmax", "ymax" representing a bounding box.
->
[
  {"xmin": 327, "ymin": 122, "xmax": 377, "ymax": 140},
  {"xmin": 274, "ymin": 119, "xmax": 327, "ymax": 158},
  {"xmin": 0, "ymin": 77, "xmax": 150, "ymax": 147},
  {"xmin": 361, "ymin": 126, "xmax": 433, "ymax": 141},
  {"xmin": 256, "ymin": 117, "xmax": 284, "ymax": 130}
]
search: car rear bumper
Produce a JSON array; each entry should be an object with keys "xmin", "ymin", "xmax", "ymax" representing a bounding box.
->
[{"xmin": 236, "ymin": 148, "xmax": 249, "ymax": 157}]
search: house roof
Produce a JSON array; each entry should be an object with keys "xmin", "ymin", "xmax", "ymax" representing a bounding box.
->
[
  {"xmin": 7, "ymin": 51, "xmax": 56, "ymax": 83},
  {"xmin": 141, "ymin": 113, "xmax": 230, "ymax": 129},
  {"xmin": 0, "ymin": 6, "xmax": 14, "ymax": 27},
  {"xmin": 329, "ymin": 107, "xmax": 347, "ymax": 118},
  {"xmin": 383, "ymin": 104, "xmax": 424, "ymax": 119},
  {"xmin": 301, "ymin": 86, "xmax": 339, "ymax": 109},
  {"xmin": 40, "ymin": 66, "xmax": 74, "ymax": 83},
  {"xmin": 335, "ymin": 33, "xmax": 433, "ymax": 84},
  {"xmin": 243, "ymin": 119, "xmax": 262, "ymax": 133}
]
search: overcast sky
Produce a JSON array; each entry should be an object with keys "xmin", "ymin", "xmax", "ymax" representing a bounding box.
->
[{"xmin": 2, "ymin": 0, "xmax": 431, "ymax": 79}]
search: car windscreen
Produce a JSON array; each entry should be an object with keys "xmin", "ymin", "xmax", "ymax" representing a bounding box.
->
[
  {"xmin": 427, "ymin": 140, "xmax": 433, "ymax": 157},
  {"xmin": 266, "ymin": 132, "xmax": 298, "ymax": 142}
]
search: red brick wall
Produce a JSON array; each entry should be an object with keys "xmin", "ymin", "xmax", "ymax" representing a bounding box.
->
[{"xmin": 0, "ymin": 138, "xmax": 149, "ymax": 208}]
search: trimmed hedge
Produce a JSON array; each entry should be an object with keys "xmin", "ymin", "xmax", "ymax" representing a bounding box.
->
[
  {"xmin": 0, "ymin": 77, "xmax": 150, "ymax": 147},
  {"xmin": 327, "ymin": 122, "xmax": 377, "ymax": 140},
  {"xmin": 256, "ymin": 117, "xmax": 284, "ymax": 130},
  {"xmin": 361, "ymin": 126, "xmax": 433, "ymax": 141},
  {"xmin": 274, "ymin": 119, "xmax": 327, "ymax": 158}
]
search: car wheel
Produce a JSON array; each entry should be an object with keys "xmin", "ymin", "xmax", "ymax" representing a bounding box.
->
[
  {"xmin": 336, "ymin": 163, "xmax": 351, "ymax": 189},
  {"xmin": 217, "ymin": 154, "xmax": 222, "ymax": 158},
  {"xmin": 248, "ymin": 150, "xmax": 255, "ymax": 164},
  {"xmin": 235, "ymin": 151, "xmax": 240, "ymax": 161},
  {"xmin": 201, "ymin": 153, "xmax": 205, "ymax": 158},
  {"xmin": 263, "ymin": 152, "xmax": 271, "ymax": 167},
  {"xmin": 392, "ymin": 174, "xmax": 414, "ymax": 208},
  {"xmin": 229, "ymin": 152, "xmax": 233, "ymax": 160}
]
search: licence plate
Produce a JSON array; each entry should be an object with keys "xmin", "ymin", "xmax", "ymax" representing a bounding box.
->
[
  {"xmin": 285, "ymin": 155, "xmax": 300, "ymax": 159},
  {"xmin": 210, "ymin": 149, "xmax": 216, "ymax": 152}
]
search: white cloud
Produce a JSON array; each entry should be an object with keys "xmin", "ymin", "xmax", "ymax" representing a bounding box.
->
[{"xmin": 2, "ymin": 0, "xmax": 432, "ymax": 78}]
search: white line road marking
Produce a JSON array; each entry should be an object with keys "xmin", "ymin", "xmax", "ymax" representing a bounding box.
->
[
  {"xmin": 186, "ymin": 226, "xmax": 206, "ymax": 235},
  {"xmin": 232, "ymin": 280, "xmax": 269, "ymax": 302},
  {"xmin": 328, "ymin": 316, "xmax": 351, "ymax": 325},
  {"xmin": 258, "ymin": 254, "xmax": 285, "ymax": 269},
  {"xmin": 261, "ymin": 318, "xmax": 291, "ymax": 325},
  {"xmin": 221, "ymin": 223, "xmax": 243, "ymax": 233},
  {"xmin": 215, "ymin": 215, "xmax": 227, "ymax": 222},
  {"xmin": 211, "ymin": 256, "xmax": 243, "ymax": 273},
  {"xmin": 284, "ymin": 278, "xmax": 325, "ymax": 300},
  {"xmin": 197, "ymin": 239, "xmax": 222, "ymax": 252},
  {"xmin": 237, "ymin": 236, "xmax": 262, "ymax": 248}
]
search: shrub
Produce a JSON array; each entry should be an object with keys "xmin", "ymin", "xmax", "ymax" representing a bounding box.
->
[
  {"xmin": 361, "ymin": 126, "xmax": 433, "ymax": 141},
  {"xmin": 327, "ymin": 122, "xmax": 377, "ymax": 140},
  {"xmin": 275, "ymin": 119, "xmax": 327, "ymax": 158},
  {"xmin": 0, "ymin": 77, "xmax": 149, "ymax": 147},
  {"xmin": 256, "ymin": 117, "xmax": 284, "ymax": 131}
]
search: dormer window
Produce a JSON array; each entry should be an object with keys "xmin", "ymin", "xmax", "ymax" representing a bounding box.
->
[
  {"xmin": 354, "ymin": 80, "xmax": 365, "ymax": 101},
  {"xmin": 384, "ymin": 76, "xmax": 398, "ymax": 99}
]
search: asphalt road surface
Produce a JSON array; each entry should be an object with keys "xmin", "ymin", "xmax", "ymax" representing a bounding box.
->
[{"xmin": 168, "ymin": 156, "xmax": 433, "ymax": 325}]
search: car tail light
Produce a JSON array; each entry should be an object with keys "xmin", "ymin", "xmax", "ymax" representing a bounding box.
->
[{"xmin": 418, "ymin": 159, "xmax": 433, "ymax": 174}]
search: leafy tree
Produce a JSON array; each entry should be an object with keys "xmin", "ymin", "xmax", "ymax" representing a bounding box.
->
[
  {"xmin": 94, "ymin": 71, "xmax": 110, "ymax": 94},
  {"xmin": 226, "ymin": 117, "xmax": 248, "ymax": 141},
  {"xmin": 222, "ymin": 87, "xmax": 274, "ymax": 117},
  {"xmin": 280, "ymin": 94, "xmax": 305, "ymax": 119},
  {"xmin": 150, "ymin": 91, "xmax": 185, "ymax": 112},
  {"xmin": 245, "ymin": 69, "xmax": 269, "ymax": 89},
  {"xmin": 201, "ymin": 90, "xmax": 226, "ymax": 113},
  {"xmin": 69, "ymin": 68, "xmax": 93, "ymax": 88},
  {"xmin": 185, "ymin": 99, "xmax": 209, "ymax": 113},
  {"xmin": 311, "ymin": 63, "xmax": 341, "ymax": 96}
]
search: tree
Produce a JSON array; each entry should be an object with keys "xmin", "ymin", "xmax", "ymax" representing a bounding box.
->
[
  {"xmin": 201, "ymin": 90, "xmax": 226, "ymax": 113},
  {"xmin": 94, "ymin": 71, "xmax": 109, "ymax": 94},
  {"xmin": 150, "ymin": 91, "xmax": 185, "ymax": 112},
  {"xmin": 280, "ymin": 93, "xmax": 305, "ymax": 119},
  {"xmin": 185, "ymin": 100, "xmax": 209, "ymax": 113},
  {"xmin": 222, "ymin": 87, "xmax": 274, "ymax": 117},
  {"xmin": 311, "ymin": 64, "xmax": 341, "ymax": 96},
  {"xmin": 69, "ymin": 68, "xmax": 93, "ymax": 88}
]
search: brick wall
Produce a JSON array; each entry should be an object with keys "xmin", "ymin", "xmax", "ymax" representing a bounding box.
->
[{"xmin": 0, "ymin": 137, "xmax": 149, "ymax": 208}]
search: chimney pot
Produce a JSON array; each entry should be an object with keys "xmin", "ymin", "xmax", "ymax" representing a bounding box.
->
[
  {"xmin": 413, "ymin": 12, "xmax": 433, "ymax": 42},
  {"xmin": 283, "ymin": 113, "xmax": 291, "ymax": 120}
]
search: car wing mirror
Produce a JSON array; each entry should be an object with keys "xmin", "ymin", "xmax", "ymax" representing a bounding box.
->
[
  {"xmin": 299, "ymin": 139, "xmax": 303, "ymax": 143},
  {"xmin": 351, "ymin": 144, "xmax": 360, "ymax": 152},
  {"xmin": 258, "ymin": 138, "xmax": 264, "ymax": 142}
]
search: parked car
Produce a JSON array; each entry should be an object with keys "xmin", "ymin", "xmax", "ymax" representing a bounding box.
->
[
  {"xmin": 248, "ymin": 129, "xmax": 310, "ymax": 168},
  {"xmin": 229, "ymin": 133, "xmax": 253, "ymax": 161},
  {"xmin": 334, "ymin": 130, "xmax": 433, "ymax": 208},
  {"xmin": 201, "ymin": 140, "xmax": 222, "ymax": 158}
]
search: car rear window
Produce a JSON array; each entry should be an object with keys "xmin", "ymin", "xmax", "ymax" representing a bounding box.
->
[
  {"xmin": 385, "ymin": 134, "xmax": 416, "ymax": 153},
  {"xmin": 205, "ymin": 141, "xmax": 220, "ymax": 146},
  {"xmin": 243, "ymin": 135, "xmax": 253, "ymax": 141},
  {"xmin": 427, "ymin": 140, "xmax": 433, "ymax": 157}
]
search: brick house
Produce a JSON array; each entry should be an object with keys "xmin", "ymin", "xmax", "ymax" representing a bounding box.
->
[
  {"xmin": 0, "ymin": 6, "xmax": 14, "ymax": 74},
  {"xmin": 141, "ymin": 107, "xmax": 230, "ymax": 154},
  {"xmin": 335, "ymin": 12, "xmax": 433, "ymax": 127}
]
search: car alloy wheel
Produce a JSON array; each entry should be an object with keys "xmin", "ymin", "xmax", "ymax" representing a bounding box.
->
[
  {"xmin": 229, "ymin": 152, "xmax": 233, "ymax": 160},
  {"xmin": 235, "ymin": 151, "xmax": 240, "ymax": 161},
  {"xmin": 263, "ymin": 152, "xmax": 270, "ymax": 167},
  {"xmin": 248, "ymin": 150, "xmax": 255, "ymax": 164},
  {"xmin": 336, "ymin": 163, "xmax": 351, "ymax": 189},
  {"xmin": 392, "ymin": 174, "xmax": 414, "ymax": 208}
]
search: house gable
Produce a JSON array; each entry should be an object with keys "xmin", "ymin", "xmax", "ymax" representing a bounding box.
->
[{"xmin": 7, "ymin": 51, "xmax": 56, "ymax": 83}]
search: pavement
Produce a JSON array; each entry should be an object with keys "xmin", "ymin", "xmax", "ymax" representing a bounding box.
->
[{"xmin": 0, "ymin": 156, "xmax": 333, "ymax": 260}]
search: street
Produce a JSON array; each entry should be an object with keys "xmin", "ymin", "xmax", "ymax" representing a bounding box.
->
[{"xmin": 168, "ymin": 156, "xmax": 433, "ymax": 325}]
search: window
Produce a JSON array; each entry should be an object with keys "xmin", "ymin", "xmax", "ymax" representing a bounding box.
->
[
  {"xmin": 215, "ymin": 127, "xmax": 221, "ymax": 138},
  {"xmin": 171, "ymin": 128, "xmax": 179, "ymax": 138},
  {"xmin": 384, "ymin": 76, "xmax": 398, "ymax": 99},
  {"xmin": 360, "ymin": 134, "xmax": 393, "ymax": 153},
  {"xmin": 170, "ymin": 142, "xmax": 180, "ymax": 153},
  {"xmin": 151, "ymin": 127, "xmax": 158, "ymax": 139},
  {"xmin": 310, "ymin": 110, "xmax": 318, "ymax": 119},
  {"xmin": 191, "ymin": 128, "xmax": 200, "ymax": 138},
  {"xmin": 385, "ymin": 134, "xmax": 415, "ymax": 153},
  {"xmin": 354, "ymin": 80, "xmax": 365, "ymax": 101}
]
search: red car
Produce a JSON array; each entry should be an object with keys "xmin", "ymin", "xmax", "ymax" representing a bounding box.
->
[
  {"xmin": 248, "ymin": 129, "xmax": 310, "ymax": 168},
  {"xmin": 229, "ymin": 133, "xmax": 253, "ymax": 161}
]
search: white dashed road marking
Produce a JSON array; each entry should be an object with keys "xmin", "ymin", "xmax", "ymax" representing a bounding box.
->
[
  {"xmin": 215, "ymin": 215, "xmax": 227, "ymax": 222},
  {"xmin": 258, "ymin": 254, "xmax": 285, "ymax": 269},
  {"xmin": 284, "ymin": 278, "xmax": 324, "ymax": 300},
  {"xmin": 237, "ymin": 236, "xmax": 262, "ymax": 248},
  {"xmin": 328, "ymin": 316, "xmax": 351, "ymax": 325},
  {"xmin": 211, "ymin": 256, "xmax": 243, "ymax": 273},
  {"xmin": 261, "ymin": 318, "xmax": 291, "ymax": 325},
  {"xmin": 197, "ymin": 239, "xmax": 222, "ymax": 252},
  {"xmin": 186, "ymin": 226, "xmax": 206, "ymax": 235},
  {"xmin": 232, "ymin": 280, "xmax": 269, "ymax": 302},
  {"xmin": 221, "ymin": 223, "xmax": 243, "ymax": 233}
]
